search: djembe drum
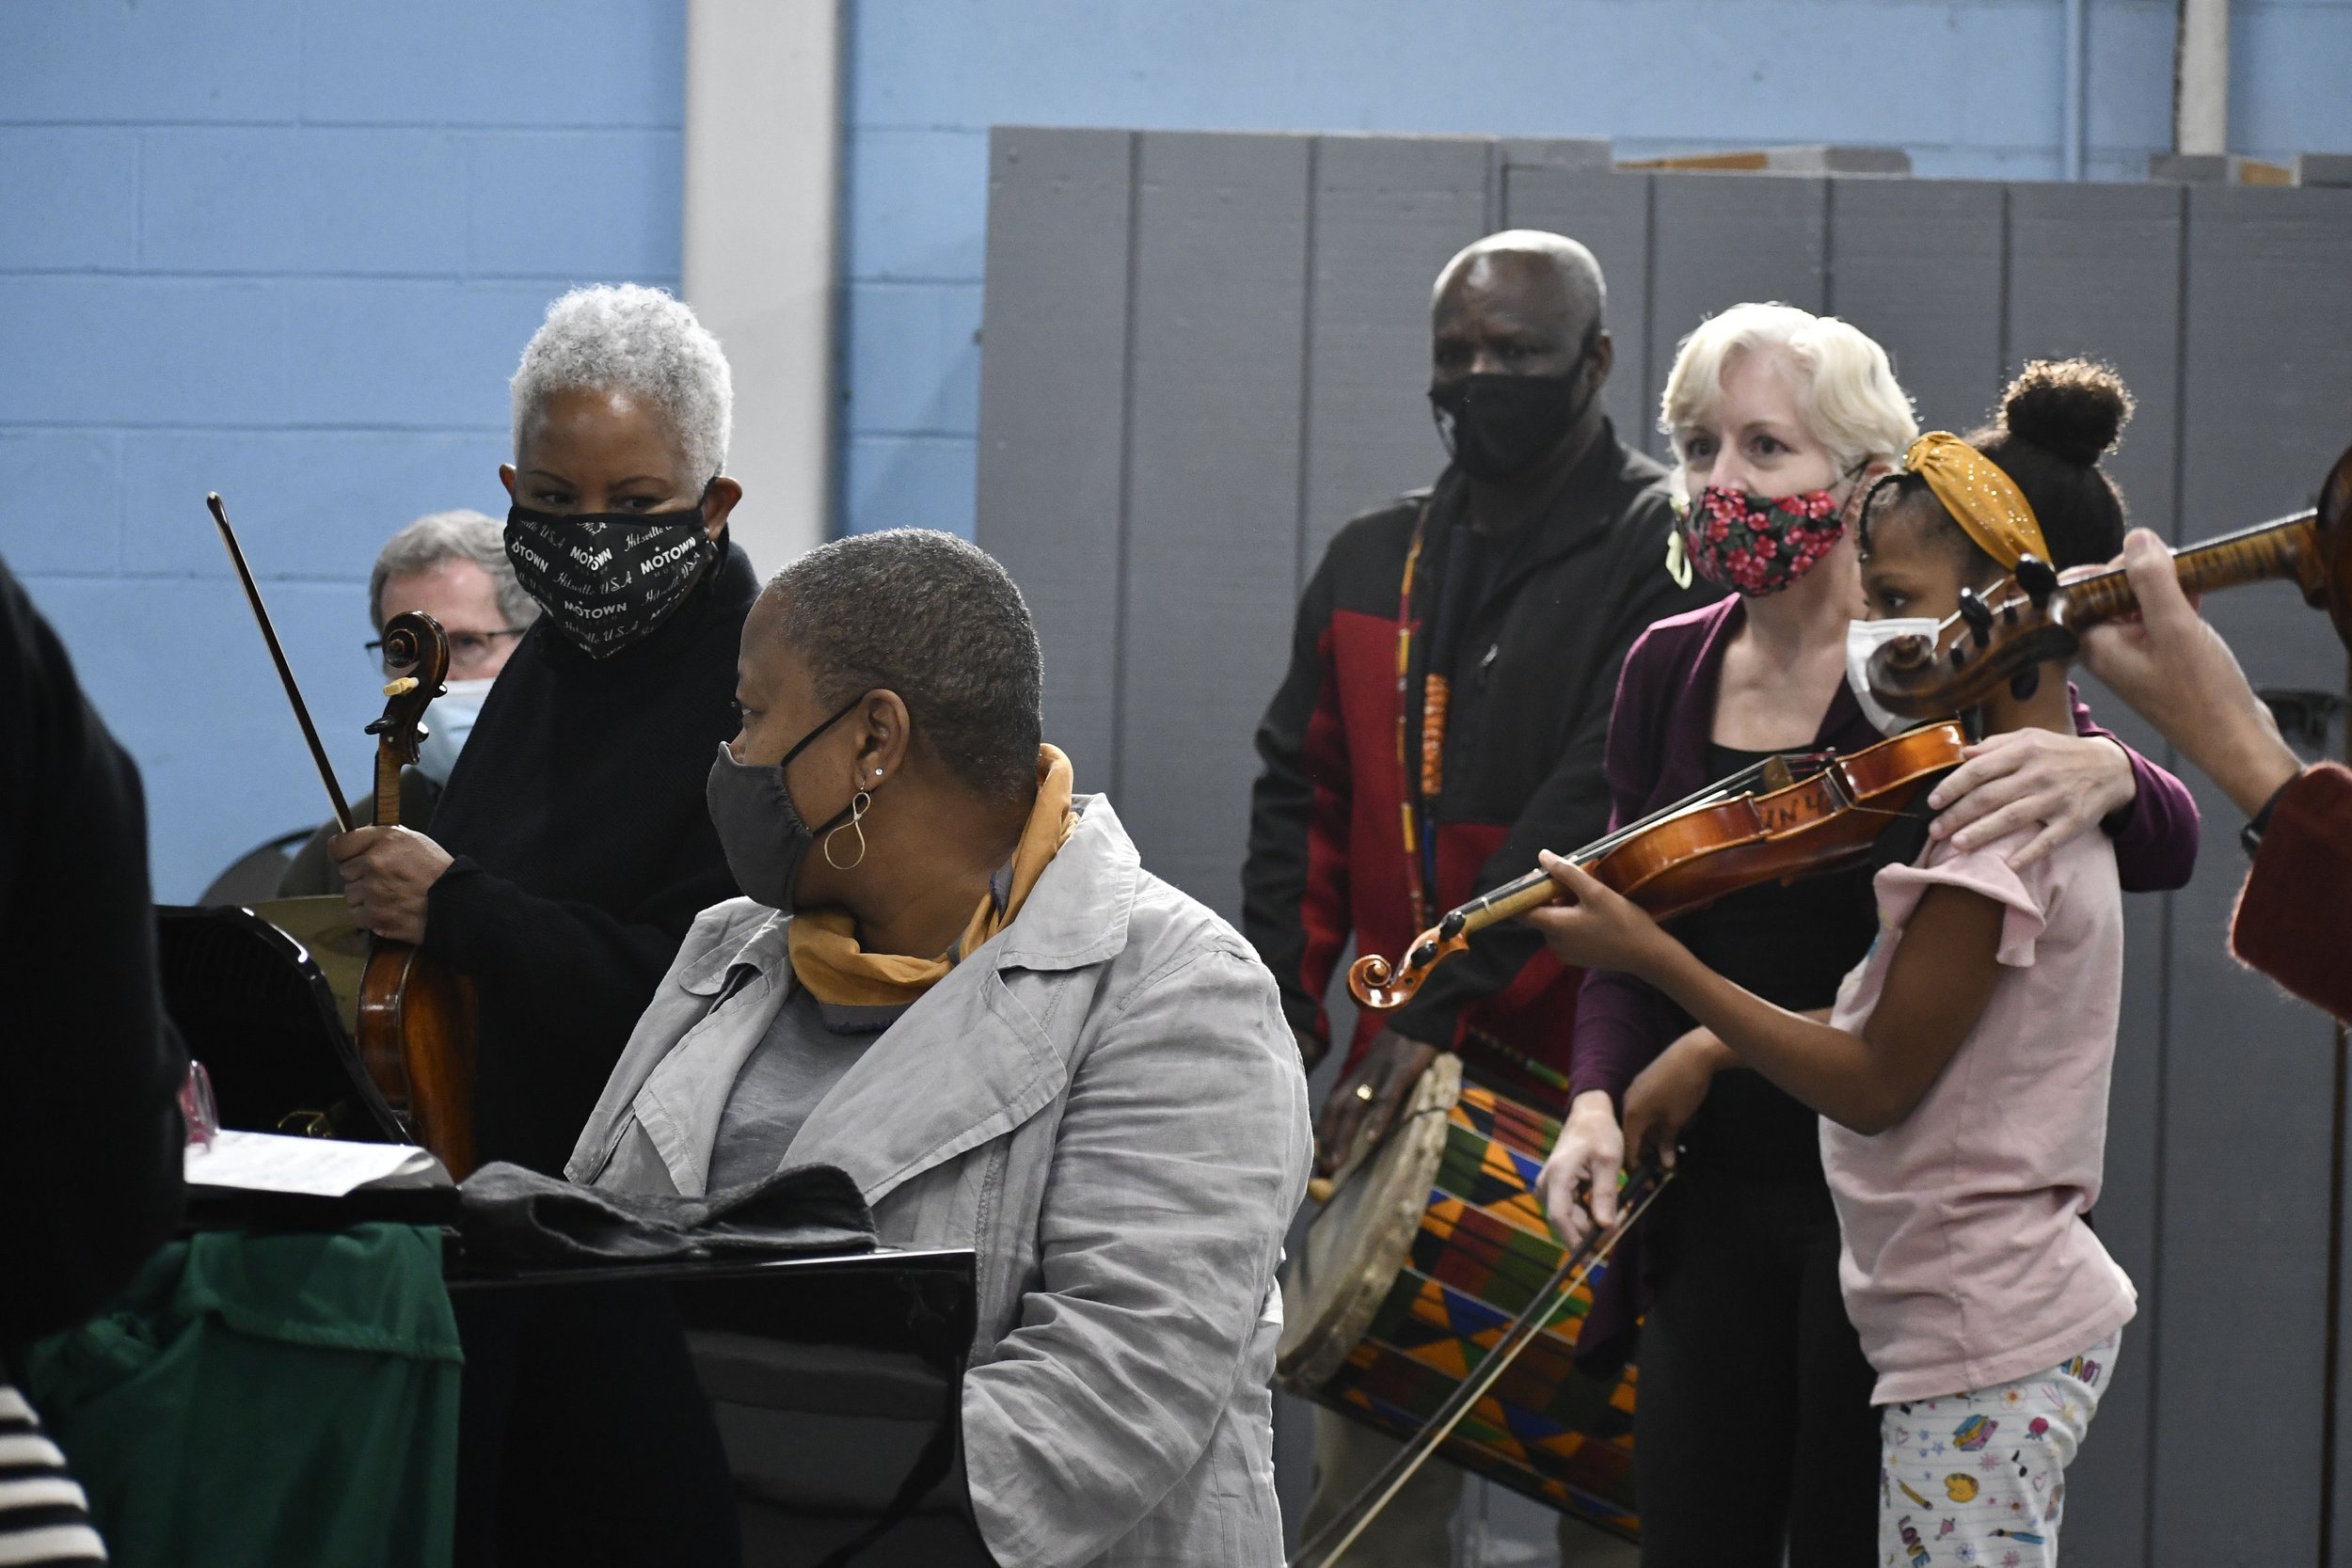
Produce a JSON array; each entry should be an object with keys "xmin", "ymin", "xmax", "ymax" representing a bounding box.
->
[{"xmin": 1278, "ymin": 1053, "xmax": 1642, "ymax": 1540}]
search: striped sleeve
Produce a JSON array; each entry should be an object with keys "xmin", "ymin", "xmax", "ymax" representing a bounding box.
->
[{"xmin": 0, "ymin": 1386, "xmax": 104, "ymax": 1567}]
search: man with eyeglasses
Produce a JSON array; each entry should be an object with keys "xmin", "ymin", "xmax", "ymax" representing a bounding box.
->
[{"xmin": 276, "ymin": 510, "xmax": 537, "ymax": 895}]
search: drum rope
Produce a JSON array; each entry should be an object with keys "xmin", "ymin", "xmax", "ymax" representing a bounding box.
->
[{"xmin": 1286, "ymin": 1164, "xmax": 1674, "ymax": 1568}]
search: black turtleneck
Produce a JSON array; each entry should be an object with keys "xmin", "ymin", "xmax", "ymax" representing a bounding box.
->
[{"xmin": 423, "ymin": 541, "xmax": 756, "ymax": 1173}]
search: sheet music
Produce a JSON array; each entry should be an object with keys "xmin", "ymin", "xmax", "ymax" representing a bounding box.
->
[{"xmin": 185, "ymin": 1130, "xmax": 440, "ymax": 1196}]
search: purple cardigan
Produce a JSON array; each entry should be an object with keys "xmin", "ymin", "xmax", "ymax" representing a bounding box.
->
[{"xmin": 1568, "ymin": 596, "xmax": 2201, "ymax": 1108}]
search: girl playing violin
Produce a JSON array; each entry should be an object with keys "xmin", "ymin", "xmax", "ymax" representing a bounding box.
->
[
  {"xmin": 1537, "ymin": 309, "xmax": 2193, "ymax": 1567},
  {"xmin": 1529, "ymin": 360, "xmax": 2144, "ymax": 1567}
]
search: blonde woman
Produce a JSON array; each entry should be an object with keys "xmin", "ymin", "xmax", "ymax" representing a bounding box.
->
[{"xmin": 1534, "ymin": 306, "xmax": 2195, "ymax": 1565}]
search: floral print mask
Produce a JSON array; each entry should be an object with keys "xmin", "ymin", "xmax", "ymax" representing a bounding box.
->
[{"xmin": 1679, "ymin": 484, "xmax": 1847, "ymax": 596}]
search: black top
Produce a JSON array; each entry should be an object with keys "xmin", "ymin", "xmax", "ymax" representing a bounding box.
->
[
  {"xmin": 1663, "ymin": 742, "xmax": 1882, "ymax": 1179},
  {"xmin": 0, "ymin": 560, "xmax": 186, "ymax": 1346},
  {"xmin": 424, "ymin": 541, "xmax": 756, "ymax": 1174}
]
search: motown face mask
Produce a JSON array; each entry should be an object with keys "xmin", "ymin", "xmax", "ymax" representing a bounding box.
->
[{"xmin": 503, "ymin": 486, "xmax": 716, "ymax": 657}]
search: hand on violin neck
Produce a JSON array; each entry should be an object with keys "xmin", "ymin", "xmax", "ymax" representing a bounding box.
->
[
  {"xmin": 1519, "ymin": 850, "xmax": 1675, "ymax": 979},
  {"xmin": 1926, "ymin": 726, "xmax": 2134, "ymax": 867},
  {"xmin": 328, "ymin": 824, "xmax": 452, "ymax": 945},
  {"xmin": 2078, "ymin": 529, "xmax": 2302, "ymax": 819}
]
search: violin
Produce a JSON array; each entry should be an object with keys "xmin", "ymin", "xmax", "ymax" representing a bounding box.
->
[
  {"xmin": 1349, "ymin": 721, "xmax": 1970, "ymax": 1010},
  {"xmin": 1867, "ymin": 440, "xmax": 2352, "ymax": 721},
  {"xmin": 209, "ymin": 494, "xmax": 479, "ymax": 1176},
  {"xmin": 357, "ymin": 611, "xmax": 479, "ymax": 1178}
]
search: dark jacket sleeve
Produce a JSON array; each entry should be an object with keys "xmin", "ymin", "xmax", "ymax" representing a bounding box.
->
[
  {"xmin": 1242, "ymin": 545, "xmax": 1355, "ymax": 1046},
  {"xmin": 1565, "ymin": 625, "xmax": 1689, "ymax": 1109},
  {"xmin": 0, "ymin": 562, "xmax": 186, "ymax": 1344},
  {"xmin": 2066, "ymin": 685, "xmax": 2201, "ymax": 893},
  {"xmin": 1390, "ymin": 511, "xmax": 1716, "ymax": 1051},
  {"xmin": 2233, "ymin": 763, "xmax": 2352, "ymax": 1022},
  {"xmin": 423, "ymin": 820, "xmax": 737, "ymax": 1163}
]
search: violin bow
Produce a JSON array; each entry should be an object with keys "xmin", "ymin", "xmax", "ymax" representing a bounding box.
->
[
  {"xmin": 1286, "ymin": 1164, "xmax": 1674, "ymax": 1568},
  {"xmin": 209, "ymin": 492, "xmax": 354, "ymax": 833}
]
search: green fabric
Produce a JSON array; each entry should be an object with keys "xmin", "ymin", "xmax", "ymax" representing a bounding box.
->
[{"xmin": 24, "ymin": 1224, "xmax": 462, "ymax": 1568}]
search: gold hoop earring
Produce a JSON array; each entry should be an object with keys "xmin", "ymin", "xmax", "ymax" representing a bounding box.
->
[{"xmin": 823, "ymin": 791, "xmax": 871, "ymax": 871}]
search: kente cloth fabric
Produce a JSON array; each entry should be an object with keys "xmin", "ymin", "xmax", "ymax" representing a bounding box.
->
[
  {"xmin": 787, "ymin": 744, "xmax": 1077, "ymax": 1006},
  {"xmin": 454, "ymin": 1159, "xmax": 874, "ymax": 1267},
  {"xmin": 21, "ymin": 1225, "xmax": 460, "ymax": 1568},
  {"xmin": 2233, "ymin": 761, "xmax": 2352, "ymax": 1022},
  {"xmin": 1904, "ymin": 431, "xmax": 2054, "ymax": 568}
]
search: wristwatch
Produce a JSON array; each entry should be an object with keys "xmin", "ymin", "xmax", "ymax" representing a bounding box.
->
[{"xmin": 2241, "ymin": 772, "xmax": 2302, "ymax": 858}]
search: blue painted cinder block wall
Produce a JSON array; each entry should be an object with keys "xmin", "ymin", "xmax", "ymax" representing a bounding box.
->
[
  {"xmin": 8, "ymin": 0, "xmax": 2352, "ymax": 897},
  {"xmin": 839, "ymin": 0, "xmax": 2352, "ymax": 538},
  {"xmin": 0, "ymin": 1, "xmax": 684, "ymax": 900}
]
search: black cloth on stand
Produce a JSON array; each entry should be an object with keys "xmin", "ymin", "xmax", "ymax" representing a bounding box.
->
[
  {"xmin": 422, "ymin": 541, "xmax": 755, "ymax": 1174},
  {"xmin": 454, "ymin": 1160, "xmax": 875, "ymax": 1268}
]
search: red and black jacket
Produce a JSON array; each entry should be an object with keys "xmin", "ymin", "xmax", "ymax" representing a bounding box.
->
[{"xmin": 1244, "ymin": 427, "xmax": 1722, "ymax": 1078}]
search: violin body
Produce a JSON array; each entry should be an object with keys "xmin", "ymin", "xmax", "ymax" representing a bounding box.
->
[
  {"xmin": 358, "ymin": 939, "xmax": 476, "ymax": 1175},
  {"xmin": 1590, "ymin": 721, "xmax": 1969, "ymax": 920},
  {"xmin": 358, "ymin": 610, "xmax": 480, "ymax": 1177},
  {"xmin": 1349, "ymin": 721, "xmax": 1970, "ymax": 1010}
]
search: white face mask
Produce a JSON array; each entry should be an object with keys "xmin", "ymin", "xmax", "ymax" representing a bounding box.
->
[
  {"xmin": 1845, "ymin": 618, "xmax": 1940, "ymax": 737},
  {"xmin": 413, "ymin": 676, "xmax": 498, "ymax": 785}
]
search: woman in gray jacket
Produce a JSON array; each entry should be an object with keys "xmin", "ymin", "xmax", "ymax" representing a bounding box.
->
[{"xmin": 566, "ymin": 528, "xmax": 1312, "ymax": 1568}]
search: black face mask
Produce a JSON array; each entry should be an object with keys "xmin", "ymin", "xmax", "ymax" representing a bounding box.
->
[
  {"xmin": 704, "ymin": 697, "xmax": 864, "ymax": 909},
  {"xmin": 504, "ymin": 489, "xmax": 717, "ymax": 657},
  {"xmin": 1427, "ymin": 327, "xmax": 1602, "ymax": 481}
]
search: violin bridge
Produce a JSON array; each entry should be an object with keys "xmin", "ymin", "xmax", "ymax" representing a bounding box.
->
[{"xmin": 1761, "ymin": 754, "xmax": 1797, "ymax": 793}]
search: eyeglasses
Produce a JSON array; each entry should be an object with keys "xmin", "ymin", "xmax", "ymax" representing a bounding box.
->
[{"xmin": 365, "ymin": 626, "xmax": 529, "ymax": 676}]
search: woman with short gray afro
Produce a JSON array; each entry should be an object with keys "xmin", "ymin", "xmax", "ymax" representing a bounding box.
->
[{"xmin": 509, "ymin": 284, "xmax": 734, "ymax": 481}]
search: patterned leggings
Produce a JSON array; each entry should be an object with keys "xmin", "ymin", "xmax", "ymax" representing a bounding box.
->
[{"xmin": 1879, "ymin": 1329, "xmax": 2121, "ymax": 1567}]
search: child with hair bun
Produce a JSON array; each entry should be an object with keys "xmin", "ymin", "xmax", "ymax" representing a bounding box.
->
[{"xmin": 1528, "ymin": 358, "xmax": 2142, "ymax": 1567}]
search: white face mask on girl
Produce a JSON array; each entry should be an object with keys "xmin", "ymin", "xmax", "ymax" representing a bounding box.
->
[{"xmin": 1844, "ymin": 618, "xmax": 1940, "ymax": 737}]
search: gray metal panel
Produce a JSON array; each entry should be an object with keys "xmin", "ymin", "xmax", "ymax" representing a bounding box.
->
[
  {"xmin": 1645, "ymin": 171, "xmax": 1828, "ymax": 460},
  {"xmin": 2007, "ymin": 182, "xmax": 2187, "ymax": 539},
  {"xmin": 2003, "ymin": 180, "xmax": 2187, "ymax": 1568},
  {"xmin": 1826, "ymin": 178, "xmax": 2005, "ymax": 434},
  {"xmin": 972, "ymin": 126, "xmax": 1135, "ymax": 793},
  {"xmin": 1297, "ymin": 135, "xmax": 1491, "ymax": 568},
  {"xmin": 1118, "ymin": 131, "xmax": 1312, "ymax": 919},
  {"xmin": 1503, "ymin": 166, "xmax": 1654, "ymax": 458},
  {"xmin": 2157, "ymin": 181, "xmax": 2352, "ymax": 1568}
]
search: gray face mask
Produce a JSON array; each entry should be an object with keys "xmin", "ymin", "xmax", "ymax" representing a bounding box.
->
[{"xmin": 704, "ymin": 696, "xmax": 862, "ymax": 908}]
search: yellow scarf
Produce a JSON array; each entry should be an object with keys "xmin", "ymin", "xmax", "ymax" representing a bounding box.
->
[
  {"xmin": 1904, "ymin": 431, "xmax": 2052, "ymax": 569},
  {"xmin": 787, "ymin": 744, "xmax": 1076, "ymax": 1006}
]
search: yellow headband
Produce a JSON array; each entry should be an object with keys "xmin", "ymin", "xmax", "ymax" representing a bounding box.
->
[{"xmin": 1902, "ymin": 431, "xmax": 2051, "ymax": 569}]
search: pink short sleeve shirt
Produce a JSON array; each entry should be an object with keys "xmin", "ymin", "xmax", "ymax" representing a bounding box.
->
[{"xmin": 1822, "ymin": 826, "xmax": 2137, "ymax": 1403}]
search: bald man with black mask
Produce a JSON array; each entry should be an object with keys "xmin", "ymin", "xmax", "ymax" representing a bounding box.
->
[{"xmin": 1245, "ymin": 232, "xmax": 1718, "ymax": 1563}]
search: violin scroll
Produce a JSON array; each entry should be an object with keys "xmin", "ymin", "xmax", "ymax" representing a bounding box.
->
[
  {"xmin": 364, "ymin": 611, "xmax": 450, "ymax": 779},
  {"xmin": 1348, "ymin": 934, "xmax": 1449, "ymax": 1012}
]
